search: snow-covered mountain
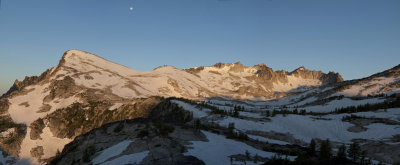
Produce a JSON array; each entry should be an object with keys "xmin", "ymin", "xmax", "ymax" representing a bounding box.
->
[
  {"xmin": 0, "ymin": 50, "xmax": 399, "ymax": 165},
  {"xmin": 30, "ymin": 50, "xmax": 342, "ymax": 99}
]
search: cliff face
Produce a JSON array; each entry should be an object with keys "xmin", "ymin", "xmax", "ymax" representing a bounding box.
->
[
  {"xmin": 289, "ymin": 66, "xmax": 344, "ymax": 84},
  {"xmin": 182, "ymin": 62, "xmax": 343, "ymax": 96}
]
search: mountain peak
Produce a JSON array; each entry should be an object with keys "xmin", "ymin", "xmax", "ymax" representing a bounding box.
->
[
  {"xmin": 153, "ymin": 65, "xmax": 179, "ymax": 71},
  {"xmin": 291, "ymin": 66, "xmax": 310, "ymax": 73},
  {"xmin": 298, "ymin": 66, "xmax": 305, "ymax": 70},
  {"xmin": 61, "ymin": 49, "xmax": 107, "ymax": 65},
  {"xmin": 58, "ymin": 49, "xmax": 138, "ymax": 75}
]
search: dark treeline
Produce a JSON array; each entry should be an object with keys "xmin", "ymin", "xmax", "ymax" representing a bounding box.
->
[
  {"xmin": 334, "ymin": 96, "xmax": 400, "ymax": 114},
  {"xmin": 264, "ymin": 139, "xmax": 396, "ymax": 165},
  {"xmin": 169, "ymin": 95, "xmax": 400, "ymax": 118}
]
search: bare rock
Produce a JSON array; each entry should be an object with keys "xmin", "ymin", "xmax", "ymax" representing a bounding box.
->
[
  {"xmin": 30, "ymin": 146, "xmax": 44, "ymax": 160},
  {"xmin": 30, "ymin": 118, "xmax": 45, "ymax": 140},
  {"xmin": 37, "ymin": 104, "xmax": 52, "ymax": 113}
]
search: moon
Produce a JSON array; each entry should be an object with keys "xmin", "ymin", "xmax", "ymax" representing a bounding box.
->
[{"xmin": 129, "ymin": 7, "xmax": 134, "ymax": 11}]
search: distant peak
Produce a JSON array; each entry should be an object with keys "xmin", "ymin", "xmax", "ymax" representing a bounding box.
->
[
  {"xmin": 57, "ymin": 49, "xmax": 138, "ymax": 74},
  {"xmin": 291, "ymin": 66, "xmax": 311, "ymax": 73},
  {"xmin": 213, "ymin": 62, "xmax": 226, "ymax": 68},
  {"xmin": 253, "ymin": 63, "xmax": 269, "ymax": 68},
  {"xmin": 64, "ymin": 49, "xmax": 88, "ymax": 55},
  {"xmin": 297, "ymin": 66, "xmax": 306, "ymax": 70},
  {"xmin": 233, "ymin": 61, "xmax": 242, "ymax": 65},
  {"xmin": 253, "ymin": 64, "xmax": 273, "ymax": 72},
  {"xmin": 153, "ymin": 65, "xmax": 179, "ymax": 71},
  {"xmin": 62, "ymin": 49, "xmax": 102, "ymax": 61},
  {"xmin": 212, "ymin": 62, "xmax": 244, "ymax": 69}
]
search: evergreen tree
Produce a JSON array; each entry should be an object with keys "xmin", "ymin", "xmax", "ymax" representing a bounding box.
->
[
  {"xmin": 227, "ymin": 123, "xmax": 235, "ymax": 138},
  {"xmin": 300, "ymin": 109, "xmax": 306, "ymax": 115},
  {"xmin": 253, "ymin": 154, "xmax": 259, "ymax": 163},
  {"xmin": 272, "ymin": 110, "xmax": 277, "ymax": 117},
  {"xmin": 233, "ymin": 106, "xmax": 239, "ymax": 117},
  {"xmin": 245, "ymin": 150, "xmax": 251, "ymax": 160},
  {"xmin": 319, "ymin": 139, "xmax": 332, "ymax": 160},
  {"xmin": 194, "ymin": 119, "xmax": 201, "ymax": 131},
  {"xmin": 360, "ymin": 150, "xmax": 367, "ymax": 164},
  {"xmin": 308, "ymin": 139, "xmax": 316, "ymax": 156},
  {"xmin": 337, "ymin": 144, "xmax": 347, "ymax": 159},
  {"xmin": 293, "ymin": 108, "xmax": 298, "ymax": 114},
  {"xmin": 365, "ymin": 158, "xmax": 372, "ymax": 165},
  {"xmin": 348, "ymin": 141, "xmax": 360, "ymax": 162}
]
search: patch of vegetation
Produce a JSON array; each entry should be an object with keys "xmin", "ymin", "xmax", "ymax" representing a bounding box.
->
[
  {"xmin": 137, "ymin": 129, "xmax": 149, "ymax": 138},
  {"xmin": 265, "ymin": 109, "xmax": 307, "ymax": 117},
  {"xmin": 269, "ymin": 95, "xmax": 400, "ymax": 117},
  {"xmin": 157, "ymin": 100, "xmax": 193, "ymax": 123},
  {"xmin": 341, "ymin": 114, "xmax": 400, "ymax": 125},
  {"xmin": 0, "ymin": 120, "xmax": 18, "ymax": 132},
  {"xmin": 265, "ymin": 139, "xmax": 374, "ymax": 165},
  {"xmin": 226, "ymin": 122, "xmax": 248, "ymax": 141},
  {"xmin": 82, "ymin": 145, "xmax": 95, "ymax": 163},
  {"xmin": 334, "ymin": 96, "xmax": 400, "ymax": 114},
  {"xmin": 152, "ymin": 121, "xmax": 174, "ymax": 136},
  {"xmin": 113, "ymin": 122, "xmax": 124, "ymax": 133}
]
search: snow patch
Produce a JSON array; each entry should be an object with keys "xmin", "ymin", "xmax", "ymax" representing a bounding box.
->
[
  {"xmin": 305, "ymin": 98, "xmax": 385, "ymax": 113},
  {"xmin": 171, "ymin": 100, "xmax": 210, "ymax": 118},
  {"xmin": 0, "ymin": 128, "xmax": 15, "ymax": 138},
  {"xmin": 19, "ymin": 127, "xmax": 72, "ymax": 164},
  {"xmin": 8, "ymin": 84, "xmax": 50, "ymax": 124},
  {"xmin": 185, "ymin": 131, "xmax": 286, "ymax": 165},
  {"xmin": 92, "ymin": 140, "xmax": 133, "ymax": 165},
  {"xmin": 109, "ymin": 103, "xmax": 123, "ymax": 110},
  {"xmin": 100, "ymin": 151, "xmax": 149, "ymax": 165},
  {"xmin": 273, "ymin": 75, "xmax": 321, "ymax": 92},
  {"xmin": 248, "ymin": 135, "xmax": 289, "ymax": 145},
  {"xmin": 0, "ymin": 150, "xmax": 14, "ymax": 165},
  {"xmin": 218, "ymin": 115, "xmax": 399, "ymax": 143}
]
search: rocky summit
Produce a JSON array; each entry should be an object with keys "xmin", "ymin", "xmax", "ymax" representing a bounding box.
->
[{"xmin": 0, "ymin": 50, "xmax": 399, "ymax": 165}]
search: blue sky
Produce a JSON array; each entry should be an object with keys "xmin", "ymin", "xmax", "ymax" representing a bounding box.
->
[{"xmin": 0, "ymin": 0, "xmax": 399, "ymax": 94}]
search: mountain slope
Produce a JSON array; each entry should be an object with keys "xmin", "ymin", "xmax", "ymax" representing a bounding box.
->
[
  {"xmin": 49, "ymin": 50, "xmax": 341, "ymax": 100},
  {"xmin": 0, "ymin": 50, "xmax": 398, "ymax": 164}
]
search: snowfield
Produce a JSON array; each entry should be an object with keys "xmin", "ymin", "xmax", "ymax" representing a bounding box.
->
[
  {"xmin": 240, "ymin": 111, "xmax": 264, "ymax": 118},
  {"xmin": 18, "ymin": 127, "xmax": 72, "ymax": 164},
  {"xmin": 340, "ymin": 76, "xmax": 400, "ymax": 96},
  {"xmin": 218, "ymin": 114, "xmax": 399, "ymax": 143},
  {"xmin": 171, "ymin": 100, "xmax": 210, "ymax": 118},
  {"xmin": 247, "ymin": 135, "xmax": 290, "ymax": 145},
  {"xmin": 304, "ymin": 98, "xmax": 385, "ymax": 113},
  {"xmin": 92, "ymin": 140, "xmax": 133, "ymax": 165},
  {"xmin": 170, "ymin": 99, "xmax": 400, "ymax": 144},
  {"xmin": 185, "ymin": 131, "xmax": 294, "ymax": 165},
  {"xmin": 0, "ymin": 150, "xmax": 13, "ymax": 165},
  {"xmin": 100, "ymin": 151, "xmax": 149, "ymax": 165},
  {"xmin": 273, "ymin": 75, "xmax": 321, "ymax": 92},
  {"xmin": 8, "ymin": 83, "xmax": 51, "ymax": 125}
]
